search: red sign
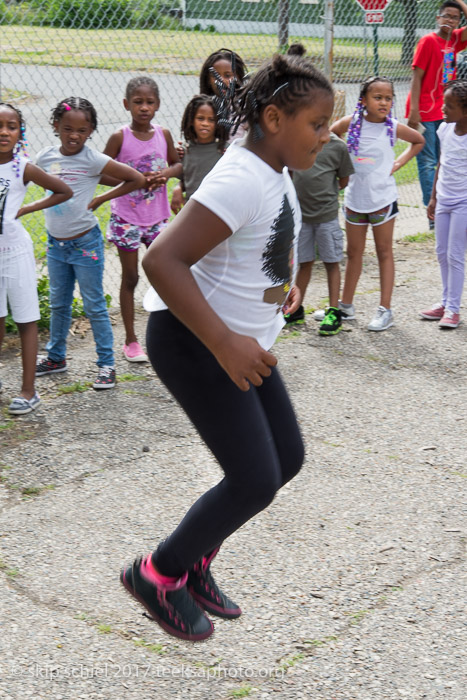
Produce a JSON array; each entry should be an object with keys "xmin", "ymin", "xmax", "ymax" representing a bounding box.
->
[
  {"xmin": 355, "ymin": 0, "xmax": 393, "ymax": 10},
  {"xmin": 365, "ymin": 11, "xmax": 384, "ymax": 23}
]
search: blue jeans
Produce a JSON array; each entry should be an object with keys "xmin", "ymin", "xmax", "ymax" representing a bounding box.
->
[
  {"xmin": 416, "ymin": 120, "xmax": 442, "ymax": 207},
  {"xmin": 46, "ymin": 225, "xmax": 114, "ymax": 367}
]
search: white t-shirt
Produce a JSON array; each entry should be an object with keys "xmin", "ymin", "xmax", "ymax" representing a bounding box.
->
[
  {"xmin": 0, "ymin": 157, "xmax": 33, "ymax": 288},
  {"xmin": 436, "ymin": 121, "xmax": 467, "ymax": 206},
  {"xmin": 144, "ymin": 141, "xmax": 301, "ymax": 350},
  {"xmin": 345, "ymin": 118, "xmax": 398, "ymax": 212},
  {"xmin": 36, "ymin": 144, "xmax": 110, "ymax": 238}
]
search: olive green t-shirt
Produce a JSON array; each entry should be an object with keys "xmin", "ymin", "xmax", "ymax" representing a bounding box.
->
[{"xmin": 292, "ymin": 133, "xmax": 354, "ymax": 224}]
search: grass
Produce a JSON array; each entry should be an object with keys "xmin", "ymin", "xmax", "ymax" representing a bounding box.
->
[
  {"xmin": 393, "ymin": 141, "xmax": 419, "ymax": 186},
  {"xmin": 57, "ymin": 381, "xmax": 92, "ymax": 394},
  {"xmin": 0, "ymin": 26, "xmax": 411, "ymax": 81}
]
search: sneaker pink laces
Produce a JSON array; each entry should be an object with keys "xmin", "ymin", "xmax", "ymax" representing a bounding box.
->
[
  {"xmin": 123, "ymin": 342, "xmax": 148, "ymax": 362},
  {"xmin": 439, "ymin": 310, "xmax": 460, "ymax": 328},
  {"xmin": 419, "ymin": 303, "xmax": 445, "ymax": 320}
]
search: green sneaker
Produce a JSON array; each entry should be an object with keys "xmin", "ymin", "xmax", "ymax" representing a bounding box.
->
[{"xmin": 319, "ymin": 307, "xmax": 343, "ymax": 336}]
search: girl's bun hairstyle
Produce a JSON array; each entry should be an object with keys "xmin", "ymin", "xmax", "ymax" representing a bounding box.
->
[
  {"xmin": 234, "ymin": 53, "xmax": 332, "ymax": 136},
  {"xmin": 287, "ymin": 43, "xmax": 307, "ymax": 57},
  {"xmin": 50, "ymin": 97, "xmax": 98, "ymax": 131}
]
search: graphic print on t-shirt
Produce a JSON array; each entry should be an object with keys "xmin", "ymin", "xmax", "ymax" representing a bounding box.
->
[
  {"xmin": 443, "ymin": 50, "xmax": 456, "ymax": 83},
  {"xmin": 0, "ymin": 179, "xmax": 11, "ymax": 235},
  {"xmin": 262, "ymin": 193, "xmax": 295, "ymax": 310},
  {"xmin": 127, "ymin": 154, "xmax": 166, "ymax": 208}
]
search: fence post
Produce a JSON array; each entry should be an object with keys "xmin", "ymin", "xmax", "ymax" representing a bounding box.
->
[
  {"xmin": 278, "ymin": 0, "xmax": 289, "ymax": 52},
  {"xmin": 323, "ymin": 0, "xmax": 334, "ymax": 81}
]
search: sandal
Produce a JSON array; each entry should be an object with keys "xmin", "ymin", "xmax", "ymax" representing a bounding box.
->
[{"xmin": 8, "ymin": 392, "xmax": 41, "ymax": 415}]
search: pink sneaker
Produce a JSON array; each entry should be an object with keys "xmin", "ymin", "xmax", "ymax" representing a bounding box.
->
[
  {"xmin": 123, "ymin": 342, "xmax": 148, "ymax": 362},
  {"xmin": 419, "ymin": 303, "xmax": 445, "ymax": 320},
  {"xmin": 439, "ymin": 310, "xmax": 460, "ymax": 328}
]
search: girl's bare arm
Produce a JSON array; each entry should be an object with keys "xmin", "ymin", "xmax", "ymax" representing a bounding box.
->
[
  {"xmin": 330, "ymin": 115, "xmax": 352, "ymax": 138},
  {"xmin": 391, "ymin": 123, "xmax": 425, "ymax": 173},
  {"xmin": 17, "ymin": 164, "xmax": 73, "ymax": 217},
  {"xmin": 142, "ymin": 200, "xmax": 277, "ymax": 391},
  {"xmin": 88, "ymin": 160, "xmax": 146, "ymax": 210}
]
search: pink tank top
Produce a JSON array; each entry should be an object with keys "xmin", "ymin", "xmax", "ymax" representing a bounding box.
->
[{"xmin": 111, "ymin": 124, "xmax": 170, "ymax": 226}]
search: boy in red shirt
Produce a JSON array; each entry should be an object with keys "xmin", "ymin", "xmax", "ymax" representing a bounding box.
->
[{"xmin": 406, "ymin": 1, "xmax": 467, "ymax": 217}]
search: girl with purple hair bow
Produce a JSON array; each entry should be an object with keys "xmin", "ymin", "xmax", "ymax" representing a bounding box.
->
[{"xmin": 331, "ymin": 77, "xmax": 424, "ymax": 332}]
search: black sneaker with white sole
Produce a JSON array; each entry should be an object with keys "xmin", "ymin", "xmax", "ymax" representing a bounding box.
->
[{"xmin": 93, "ymin": 366, "xmax": 116, "ymax": 389}]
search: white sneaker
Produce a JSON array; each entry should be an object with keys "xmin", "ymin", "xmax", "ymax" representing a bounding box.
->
[
  {"xmin": 314, "ymin": 301, "xmax": 355, "ymax": 322},
  {"xmin": 368, "ymin": 306, "xmax": 393, "ymax": 331}
]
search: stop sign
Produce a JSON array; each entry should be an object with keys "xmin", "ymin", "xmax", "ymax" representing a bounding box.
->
[{"xmin": 354, "ymin": 0, "xmax": 393, "ymax": 10}]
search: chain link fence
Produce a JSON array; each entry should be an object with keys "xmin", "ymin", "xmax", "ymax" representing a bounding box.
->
[{"xmin": 1, "ymin": 0, "xmax": 463, "ymax": 305}]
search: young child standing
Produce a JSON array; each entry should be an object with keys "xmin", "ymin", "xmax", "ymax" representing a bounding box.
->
[
  {"xmin": 0, "ymin": 103, "xmax": 72, "ymax": 414},
  {"xmin": 420, "ymin": 80, "xmax": 467, "ymax": 328},
  {"xmin": 170, "ymin": 95, "xmax": 226, "ymax": 214},
  {"xmin": 288, "ymin": 133, "xmax": 354, "ymax": 335},
  {"xmin": 104, "ymin": 77, "xmax": 181, "ymax": 362},
  {"xmin": 120, "ymin": 54, "xmax": 334, "ymax": 641},
  {"xmin": 35, "ymin": 97, "xmax": 145, "ymax": 388},
  {"xmin": 331, "ymin": 77, "xmax": 424, "ymax": 331}
]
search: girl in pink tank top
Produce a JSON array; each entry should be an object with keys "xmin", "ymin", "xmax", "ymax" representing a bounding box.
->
[{"xmin": 104, "ymin": 77, "xmax": 182, "ymax": 362}]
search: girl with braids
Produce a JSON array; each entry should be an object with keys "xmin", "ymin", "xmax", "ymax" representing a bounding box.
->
[
  {"xmin": 0, "ymin": 103, "xmax": 72, "ymax": 414},
  {"xmin": 120, "ymin": 54, "xmax": 333, "ymax": 641},
  {"xmin": 420, "ymin": 79, "xmax": 467, "ymax": 328},
  {"xmin": 35, "ymin": 97, "xmax": 145, "ymax": 388},
  {"xmin": 332, "ymin": 77, "xmax": 424, "ymax": 331},
  {"xmin": 104, "ymin": 77, "xmax": 181, "ymax": 363},
  {"xmin": 170, "ymin": 95, "xmax": 226, "ymax": 214},
  {"xmin": 198, "ymin": 47, "xmax": 247, "ymax": 142}
]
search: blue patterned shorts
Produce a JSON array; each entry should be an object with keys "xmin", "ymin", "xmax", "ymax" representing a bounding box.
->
[{"xmin": 107, "ymin": 213, "xmax": 168, "ymax": 251}]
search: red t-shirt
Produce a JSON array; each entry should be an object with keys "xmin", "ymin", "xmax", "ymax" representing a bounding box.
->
[{"xmin": 405, "ymin": 29, "xmax": 467, "ymax": 121}]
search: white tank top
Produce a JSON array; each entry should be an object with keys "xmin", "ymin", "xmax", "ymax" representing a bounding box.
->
[
  {"xmin": 0, "ymin": 156, "xmax": 30, "ymax": 247},
  {"xmin": 345, "ymin": 118, "xmax": 398, "ymax": 213}
]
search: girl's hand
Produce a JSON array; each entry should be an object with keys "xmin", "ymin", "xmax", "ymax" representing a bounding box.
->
[
  {"xmin": 171, "ymin": 184, "xmax": 185, "ymax": 214},
  {"xmin": 176, "ymin": 141, "xmax": 185, "ymax": 160},
  {"xmin": 88, "ymin": 195, "xmax": 105, "ymax": 211},
  {"xmin": 145, "ymin": 170, "xmax": 167, "ymax": 190},
  {"xmin": 15, "ymin": 205, "xmax": 29, "ymax": 218},
  {"xmin": 427, "ymin": 198, "xmax": 436, "ymax": 220},
  {"xmin": 215, "ymin": 332, "xmax": 278, "ymax": 392},
  {"xmin": 282, "ymin": 284, "xmax": 302, "ymax": 316},
  {"xmin": 390, "ymin": 160, "xmax": 402, "ymax": 175}
]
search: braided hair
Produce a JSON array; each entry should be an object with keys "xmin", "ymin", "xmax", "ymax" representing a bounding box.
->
[
  {"xmin": 0, "ymin": 102, "xmax": 29, "ymax": 178},
  {"xmin": 444, "ymin": 79, "xmax": 467, "ymax": 111},
  {"xmin": 125, "ymin": 76, "xmax": 159, "ymax": 102},
  {"xmin": 234, "ymin": 53, "xmax": 332, "ymax": 141},
  {"xmin": 347, "ymin": 76, "xmax": 395, "ymax": 157},
  {"xmin": 50, "ymin": 97, "xmax": 98, "ymax": 131},
  {"xmin": 287, "ymin": 43, "xmax": 307, "ymax": 57},
  {"xmin": 180, "ymin": 95, "xmax": 226, "ymax": 152},
  {"xmin": 199, "ymin": 48, "xmax": 247, "ymax": 96}
]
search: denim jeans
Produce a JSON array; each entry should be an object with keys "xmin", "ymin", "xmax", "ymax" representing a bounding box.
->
[
  {"xmin": 46, "ymin": 224, "xmax": 114, "ymax": 367},
  {"xmin": 416, "ymin": 120, "xmax": 442, "ymax": 207}
]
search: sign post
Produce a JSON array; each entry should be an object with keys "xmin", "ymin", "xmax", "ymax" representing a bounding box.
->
[{"xmin": 354, "ymin": 0, "xmax": 393, "ymax": 75}]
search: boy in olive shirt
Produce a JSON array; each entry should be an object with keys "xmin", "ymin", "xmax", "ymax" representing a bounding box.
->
[{"xmin": 288, "ymin": 132, "xmax": 354, "ymax": 335}]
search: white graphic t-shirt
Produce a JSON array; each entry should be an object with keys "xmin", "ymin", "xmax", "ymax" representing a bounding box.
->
[{"xmin": 144, "ymin": 141, "xmax": 301, "ymax": 350}]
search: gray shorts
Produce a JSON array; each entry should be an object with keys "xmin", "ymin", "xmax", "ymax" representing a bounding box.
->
[{"xmin": 297, "ymin": 218, "xmax": 344, "ymax": 264}]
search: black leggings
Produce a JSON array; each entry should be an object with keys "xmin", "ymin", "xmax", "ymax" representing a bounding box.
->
[{"xmin": 146, "ymin": 311, "xmax": 305, "ymax": 578}]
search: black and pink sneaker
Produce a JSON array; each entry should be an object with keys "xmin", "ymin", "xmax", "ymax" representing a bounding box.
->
[
  {"xmin": 36, "ymin": 356, "xmax": 67, "ymax": 376},
  {"xmin": 120, "ymin": 555, "xmax": 213, "ymax": 641},
  {"xmin": 188, "ymin": 548, "xmax": 242, "ymax": 620}
]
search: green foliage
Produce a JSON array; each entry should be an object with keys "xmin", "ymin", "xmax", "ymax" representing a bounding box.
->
[
  {"xmin": 5, "ymin": 274, "xmax": 111, "ymax": 334},
  {"xmin": 0, "ymin": 0, "xmax": 183, "ymax": 30}
]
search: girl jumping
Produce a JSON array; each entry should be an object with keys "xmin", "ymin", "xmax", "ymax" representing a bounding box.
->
[
  {"xmin": 170, "ymin": 95, "xmax": 226, "ymax": 214},
  {"xmin": 104, "ymin": 77, "xmax": 181, "ymax": 362},
  {"xmin": 0, "ymin": 103, "xmax": 72, "ymax": 414},
  {"xmin": 331, "ymin": 77, "xmax": 424, "ymax": 331},
  {"xmin": 35, "ymin": 97, "xmax": 145, "ymax": 388},
  {"xmin": 420, "ymin": 79, "xmax": 467, "ymax": 328},
  {"xmin": 120, "ymin": 54, "xmax": 334, "ymax": 641}
]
